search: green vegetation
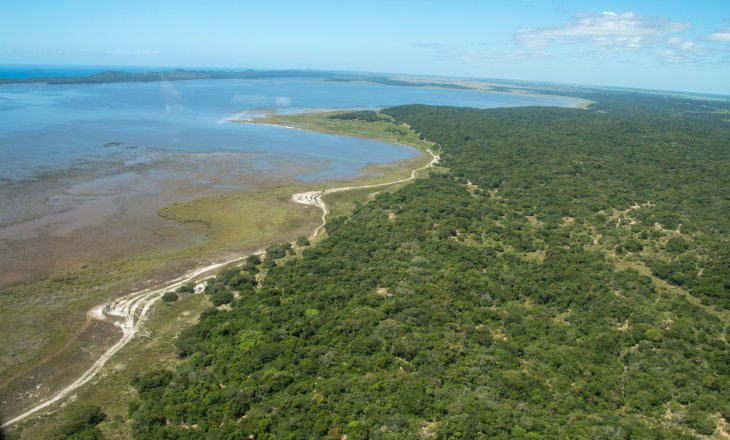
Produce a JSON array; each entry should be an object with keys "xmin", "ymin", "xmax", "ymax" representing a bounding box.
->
[
  {"xmin": 45, "ymin": 405, "xmax": 107, "ymax": 440},
  {"xmin": 0, "ymin": 185, "xmax": 321, "ymax": 410},
  {"xmin": 328, "ymin": 110, "xmax": 391, "ymax": 123},
  {"xmin": 325, "ymin": 76, "xmax": 473, "ymax": 90},
  {"xmin": 122, "ymin": 98, "xmax": 730, "ymax": 438},
  {"xmin": 161, "ymin": 292, "xmax": 179, "ymax": 303},
  {"xmin": 3, "ymin": 109, "xmax": 415, "ymax": 421}
]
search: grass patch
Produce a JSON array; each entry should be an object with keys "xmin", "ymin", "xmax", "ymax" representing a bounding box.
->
[
  {"xmin": 10, "ymin": 292, "xmax": 210, "ymax": 440},
  {"xmin": 1, "ymin": 110, "xmax": 435, "ymax": 429}
]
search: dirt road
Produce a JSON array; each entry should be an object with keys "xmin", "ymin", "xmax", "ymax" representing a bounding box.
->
[{"xmin": 1, "ymin": 149, "xmax": 438, "ymax": 429}]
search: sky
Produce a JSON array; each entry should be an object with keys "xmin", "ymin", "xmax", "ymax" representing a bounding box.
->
[{"xmin": 1, "ymin": 0, "xmax": 728, "ymax": 95}]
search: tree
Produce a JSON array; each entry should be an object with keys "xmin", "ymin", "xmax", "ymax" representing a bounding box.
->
[{"xmin": 161, "ymin": 292, "xmax": 178, "ymax": 302}]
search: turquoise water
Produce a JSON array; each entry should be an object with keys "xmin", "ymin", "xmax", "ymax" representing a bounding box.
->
[{"xmin": 0, "ymin": 78, "xmax": 582, "ymax": 182}]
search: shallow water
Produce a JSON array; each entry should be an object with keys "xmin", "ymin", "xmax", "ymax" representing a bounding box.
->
[
  {"xmin": 0, "ymin": 78, "xmax": 580, "ymax": 182},
  {"xmin": 0, "ymin": 79, "xmax": 583, "ymax": 285}
]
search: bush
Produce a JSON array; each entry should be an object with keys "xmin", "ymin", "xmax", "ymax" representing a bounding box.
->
[
  {"xmin": 210, "ymin": 291, "xmax": 234, "ymax": 306},
  {"xmin": 161, "ymin": 292, "xmax": 178, "ymax": 302},
  {"xmin": 261, "ymin": 256, "xmax": 277, "ymax": 268},
  {"xmin": 266, "ymin": 245, "xmax": 286, "ymax": 260},
  {"xmin": 666, "ymin": 237, "xmax": 690, "ymax": 253},
  {"xmin": 623, "ymin": 239, "xmax": 644, "ymax": 252},
  {"xmin": 229, "ymin": 273, "xmax": 258, "ymax": 289},
  {"xmin": 199, "ymin": 306, "xmax": 218, "ymax": 321},
  {"xmin": 176, "ymin": 282, "xmax": 195, "ymax": 294},
  {"xmin": 131, "ymin": 370, "xmax": 173, "ymax": 393},
  {"xmin": 296, "ymin": 236, "xmax": 310, "ymax": 246},
  {"xmin": 246, "ymin": 254, "xmax": 262, "ymax": 265},
  {"xmin": 47, "ymin": 405, "xmax": 107, "ymax": 439}
]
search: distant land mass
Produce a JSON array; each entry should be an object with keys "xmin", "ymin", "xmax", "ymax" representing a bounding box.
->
[
  {"xmin": 0, "ymin": 69, "xmax": 473, "ymax": 91},
  {"xmin": 3, "ymin": 68, "xmax": 729, "ymax": 105},
  {"xmin": 0, "ymin": 69, "xmax": 341, "ymax": 85}
]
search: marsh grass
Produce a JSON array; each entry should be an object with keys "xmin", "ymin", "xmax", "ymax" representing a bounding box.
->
[{"xmin": 1, "ymin": 111, "xmax": 433, "ymax": 431}]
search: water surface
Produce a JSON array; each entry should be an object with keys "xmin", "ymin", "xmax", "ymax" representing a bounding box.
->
[{"xmin": 0, "ymin": 79, "xmax": 583, "ymax": 284}]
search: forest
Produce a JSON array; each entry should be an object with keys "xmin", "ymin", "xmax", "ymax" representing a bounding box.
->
[{"xmin": 54, "ymin": 93, "xmax": 730, "ymax": 439}]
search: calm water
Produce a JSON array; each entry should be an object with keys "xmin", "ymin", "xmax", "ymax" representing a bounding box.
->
[
  {"xmin": 0, "ymin": 77, "xmax": 584, "ymax": 284},
  {"xmin": 0, "ymin": 78, "xmax": 582, "ymax": 182}
]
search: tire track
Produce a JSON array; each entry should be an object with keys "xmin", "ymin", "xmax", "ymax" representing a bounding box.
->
[{"xmin": 2, "ymin": 148, "xmax": 438, "ymax": 429}]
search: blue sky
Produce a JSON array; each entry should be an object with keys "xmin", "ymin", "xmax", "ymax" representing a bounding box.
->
[{"xmin": 1, "ymin": 0, "xmax": 728, "ymax": 95}]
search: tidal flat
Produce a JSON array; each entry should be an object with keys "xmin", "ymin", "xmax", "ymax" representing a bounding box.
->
[
  {"xmin": 0, "ymin": 149, "xmax": 327, "ymax": 287},
  {"xmin": 0, "ymin": 78, "xmax": 581, "ymax": 428},
  {"xmin": 0, "ymin": 111, "xmax": 433, "ymax": 425}
]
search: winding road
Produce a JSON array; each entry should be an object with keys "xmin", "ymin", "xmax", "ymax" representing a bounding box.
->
[{"xmin": 1, "ymin": 148, "xmax": 438, "ymax": 429}]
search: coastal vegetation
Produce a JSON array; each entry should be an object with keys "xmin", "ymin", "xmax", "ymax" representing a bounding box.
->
[
  {"xmin": 4, "ymin": 88, "xmax": 730, "ymax": 439},
  {"xmin": 325, "ymin": 76, "xmax": 473, "ymax": 90},
  {"xmin": 116, "ymin": 98, "xmax": 730, "ymax": 439},
  {"xmin": 0, "ymin": 113, "xmax": 430, "ymax": 435}
]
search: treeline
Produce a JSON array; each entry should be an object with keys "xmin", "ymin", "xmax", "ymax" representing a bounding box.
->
[
  {"xmin": 328, "ymin": 111, "xmax": 390, "ymax": 123},
  {"xmin": 125, "ymin": 98, "xmax": 730, "ymax": 439},
  {"xmin": 326, "ymin": 76, "xmax": 473, "ymax": 90},
  {"xmin": 0, "ymin": 69, "xmax": 339, "ymax": 85}
]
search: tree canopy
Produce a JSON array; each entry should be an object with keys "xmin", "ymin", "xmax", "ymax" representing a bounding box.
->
[{"xmin": 127, "ymin": 95, "xmax": 730, "ymax": 439}]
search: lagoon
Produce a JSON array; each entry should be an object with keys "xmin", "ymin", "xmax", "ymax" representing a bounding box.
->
[{"xmin": 0, "ymin": 78, "xmax": 583, "ymax": 284}]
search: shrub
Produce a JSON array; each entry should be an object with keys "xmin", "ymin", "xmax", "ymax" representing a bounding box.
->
[
  {"xmin": 261, "ymin": 256, "xmax": 277, "ymax": 269},
  {"xmin": 199, "ymin": 306, "xmax": 218, "ymax": 321},
  {"xmin": 266, "ymin": 245, "xmax": 286, "ymax": 260},
  {"xmin": 210, "ymin": 291, "xmax": 234, "ymax": 306},
  {"xmin": 666, "ymin": 237, "xmax": 690, "ymax": 253},
  {"xmin": 623, "ymin": 239, "xmax": 644, "ymax": 252},
  {"xmin": 296, "ymin": 236, "xmax": 311, "ymax": 246},
  {"xmin": 161, "ymin": 292, "xmax": 178, "ymax": 302},
  {"xmin": 176, "ymin": 282, "xmax": 195, "ymax": 294}
]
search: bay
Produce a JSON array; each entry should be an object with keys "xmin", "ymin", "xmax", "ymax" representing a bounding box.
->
[{"xmin": 0, "ymin": 78, "xmax": 583, "ymax": 285}]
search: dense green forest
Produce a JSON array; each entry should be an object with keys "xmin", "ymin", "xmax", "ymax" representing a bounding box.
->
[
  {"xmin": 79, "ymin": 95, "xmax": 730, "ymax": 439},
  {"xmin": 0, "ymin": 69, "xmax": 339, "ymax": 85}
]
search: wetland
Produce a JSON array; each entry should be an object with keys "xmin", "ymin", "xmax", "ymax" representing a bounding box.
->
[{"xmin": 0, "ymin": 78, "xmax": 584, "ymax": 428}]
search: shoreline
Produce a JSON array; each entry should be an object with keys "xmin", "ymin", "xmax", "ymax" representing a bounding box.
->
[{"xmin": 0, "ymin": 110, "xmax": 436, "ymax": 427}]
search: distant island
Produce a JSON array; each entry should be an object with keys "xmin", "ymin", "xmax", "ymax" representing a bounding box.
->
[
  {"xmin": 4, "ymin": 69, "xmax": 728, "ymax": 106},
  {"xmin": 0, "ymin": 69, "xmax": 474, "ymax": 90}
]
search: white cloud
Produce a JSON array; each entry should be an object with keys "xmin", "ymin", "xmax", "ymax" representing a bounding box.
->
[
  {"xmin": 667, "ymin": 37, "xmax": 683, "ymax": 44},
  {"xmin": 515, "ymin": 11, "xmax": 692, "ymax": 48},
  {"xmin": 674, "ymin": 40, "xmax": 709, "ymax": 53},
  {"xmin": 105, "ymin": 50, "xmax": 162, "ymax": 55},
  {"xmin": 704, "ymin": 28, "xmax": 730, "ymax": 42},
  {"xmin": 653, "ymin": 49, "xmax": 686, "ymax": 63}
]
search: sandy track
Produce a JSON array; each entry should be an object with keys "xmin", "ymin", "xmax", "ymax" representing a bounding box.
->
[
  {"xmin": 2, "ymin": 148, "xmax": 438, "ymax": 429},
  {"xmin": 293, "ymin": 149, "xmax": 438, "ymax": 238}
]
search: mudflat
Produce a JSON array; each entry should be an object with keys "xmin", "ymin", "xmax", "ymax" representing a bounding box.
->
[{"xmin": 0, "ymin": 150, "xmax": 326, "ymax": 287}]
